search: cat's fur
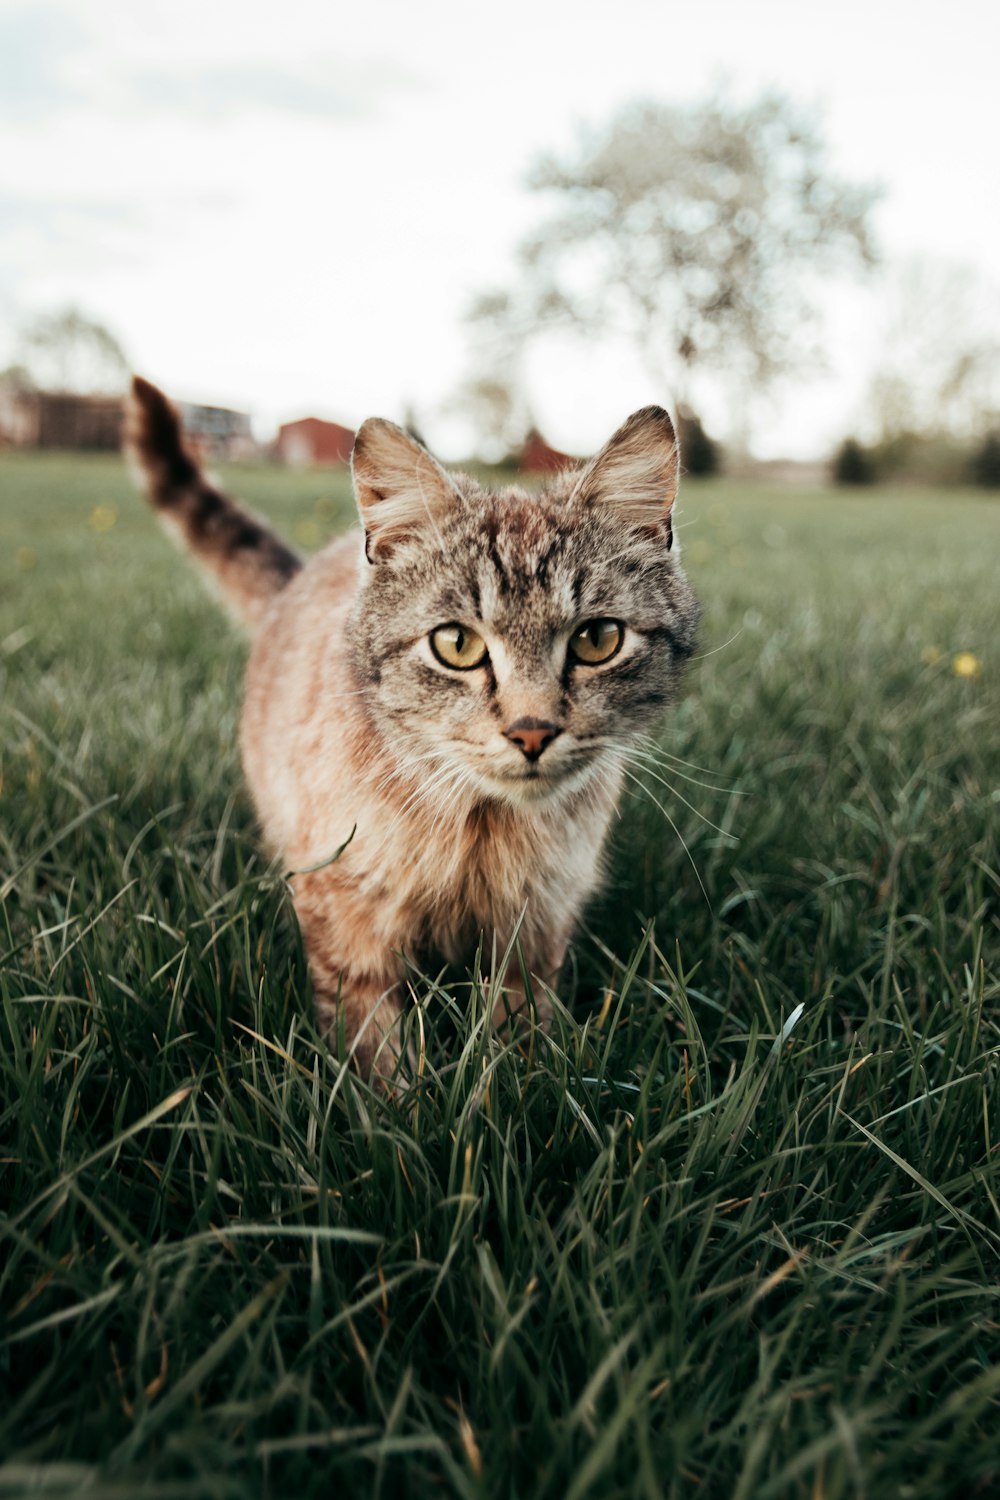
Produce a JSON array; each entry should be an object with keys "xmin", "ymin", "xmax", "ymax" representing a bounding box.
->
[{"xmin": 125, "ymin": 377, "xmax": 699, "ymax": 1077}]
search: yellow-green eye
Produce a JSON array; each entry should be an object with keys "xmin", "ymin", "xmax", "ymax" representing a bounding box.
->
[
  {"xmin": 569, "ymin": 619, "xmax": 624, "ymax": 665},
  {"xmin": 430, "ymin": 623, "xmax": 488, "ymax": 670}
]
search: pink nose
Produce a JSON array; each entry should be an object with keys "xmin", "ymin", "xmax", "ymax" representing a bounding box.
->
[{"xmin": 503, "ymin": 717, "xmax": 563, "ymax": 762}]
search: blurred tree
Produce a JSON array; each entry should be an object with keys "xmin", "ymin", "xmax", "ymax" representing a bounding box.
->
[
  {"xmin": 865, "ymin": 429, "xmax": 969, "ymax": 487},
  {"xmin": 402, "ymin": 403, "xmax": 430, "ymax": 450},
  {"xmin": 832, "ymin": 436, "xmax": 877, "ymax": 485},
  {"xmin": 0, "ymin": 363, "xmax": 37, "ymax": 392},
  {"xmin": 970, "ymin": 431, "xmax": 1000, "ymax": 488},
  {"xmin": 447, "ymin": 371, "xmax": 534, "ymax": 462},
  {"xmin": 866, "ymin": 258, "xmax": 1000, "ymax": 444},
  {"xmin": 16, "ymin": 307, "xmax": 128, "ymax": 394},
  {"xmin": 469, "ymin": 92, "xmax": 879, "ymax": 415},
  {"xmin": 676, "ymin": 406, "xmax": 720, "ymax": 476}
]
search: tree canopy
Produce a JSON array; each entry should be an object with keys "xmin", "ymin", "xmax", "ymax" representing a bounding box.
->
[
  {"xmin": 470, "ymin": 92, "xmax": 879, "ymax": 412},
  {"xmin": 865, "ymin": 257, "xmax": 1000, "ymax": 442},
  {"xmin": 15, "ymin": 307, "xmax": 128, "ymax": 394}
]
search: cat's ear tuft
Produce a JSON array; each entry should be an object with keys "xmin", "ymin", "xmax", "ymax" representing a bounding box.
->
[
  {"xmin": 571, "ymin": 406, "xmax": 680, "ymax": 544},
  {"xmin": 352, "ymin": 419, "xmax": 461, "ymax": 561}
]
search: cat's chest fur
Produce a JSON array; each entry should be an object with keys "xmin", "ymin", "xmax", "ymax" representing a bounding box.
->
[{"xmin": 356, "ymin": 783, "xmax": 621, "ymax": 967}]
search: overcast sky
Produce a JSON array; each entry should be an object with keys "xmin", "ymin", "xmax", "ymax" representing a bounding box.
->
[{"xmin": 1, "ymin": 0, "xmax": 998, "ymax": 457}]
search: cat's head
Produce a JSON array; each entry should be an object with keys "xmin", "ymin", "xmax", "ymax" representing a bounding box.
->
[{"xmin": 348, "ymin": 407, "xmax": 699, "ymax": 809}]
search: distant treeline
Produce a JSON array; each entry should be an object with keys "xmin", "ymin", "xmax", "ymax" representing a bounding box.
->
[{"xmin": 833, "ymin": 430, "xmax": 1000, "ymax": 488}]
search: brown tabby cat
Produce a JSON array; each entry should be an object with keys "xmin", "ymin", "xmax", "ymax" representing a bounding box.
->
[{"xmin": 126, "ymin": 377, "xmax": 698, "ymax": 1078}]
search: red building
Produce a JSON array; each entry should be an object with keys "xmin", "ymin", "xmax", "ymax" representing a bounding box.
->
[
  {"xmin": 518, "ymin": 428, "xmax": 576, "ymax": 475},
  {"xmin": 277, "ymin": 416, "xmax": 356, "ymax": 467}
]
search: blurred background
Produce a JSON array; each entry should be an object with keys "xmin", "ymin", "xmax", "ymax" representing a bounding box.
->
[{"xmin": 1, "ymin": 0, "xmax": 998, "ymax": 484}]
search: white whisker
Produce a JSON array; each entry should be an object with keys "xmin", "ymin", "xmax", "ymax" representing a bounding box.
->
[
  {"xmin": 688, "ymin": 627, "xmax": 743, "ymax": 662},
  {"xmin": 631, "ymin": 732, "xmax": 734, "ymax": 781},
  {"xmin": 626, "ymin": 748, "xmax": 745, "ymax": 799},
  {"xmin": 616, "ymin": 761, "xmax": 713, "ymax": 912},
  {"xmin": 621, "ymin": 754, "xmax": 737, "ymax": 839}
]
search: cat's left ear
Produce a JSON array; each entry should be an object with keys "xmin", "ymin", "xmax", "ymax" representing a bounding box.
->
[
  {"xmin": 570, "ymin": 405, "xmax": 680, "ymax": 546},
  {"xmin": 352, "ymin": 419, "xmax": 461, "ymax": 561}
]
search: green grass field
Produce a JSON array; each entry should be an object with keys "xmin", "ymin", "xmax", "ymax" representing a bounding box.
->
[{"xmin": 1, "ymin": 452, "xmax": 998, "ymax": 1499}]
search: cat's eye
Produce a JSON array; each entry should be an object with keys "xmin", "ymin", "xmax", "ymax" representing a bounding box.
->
[
  {"xmin": 430, "ymin": 623, "xmax": 488, "ymax": 670},
  {"xmin": 568, "ymin": 619, "xmax": 624, "ymax": 665}
]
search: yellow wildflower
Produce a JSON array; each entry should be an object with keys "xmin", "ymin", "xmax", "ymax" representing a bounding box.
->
[
  {"xmin": 920, "ymin": 646, "xmax": 942, "ymax": 666},
  {"xmin": 16, "ymin": 547, "xmax": 38, "ymax": 570},
  {"xmin": 952, "ymin": 652, "xmax": 982, "ymax": 678},
  {"xmin": 89, "ymin": 504, "xmax": 117, "ymax": 533},
  {"xmin": 293, "ymin": 518, "xmax": 322, "ymax": 548}
]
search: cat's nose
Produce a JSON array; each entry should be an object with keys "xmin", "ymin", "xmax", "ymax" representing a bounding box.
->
[{"xmin": 503, "ymin": 717, "xmax": 563, "ymax": 762}]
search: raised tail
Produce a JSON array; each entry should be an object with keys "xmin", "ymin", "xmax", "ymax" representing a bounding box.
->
[{"xmin": 124, "ymin": 376, "xmax": 303, "ymax": 630}]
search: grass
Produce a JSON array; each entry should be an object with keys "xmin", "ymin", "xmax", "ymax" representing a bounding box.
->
[{"xmin": 1, "ymin": 451, "xmax": 998, "ymax": 1498}]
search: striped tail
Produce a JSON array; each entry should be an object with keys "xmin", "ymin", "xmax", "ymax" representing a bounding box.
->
[{"xmin": 124, "ymin": 376, "xmax": 302, "ymax": 630}]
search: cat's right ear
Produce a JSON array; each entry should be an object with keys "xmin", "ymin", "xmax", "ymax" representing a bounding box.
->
[
  {"xmin": 352, "ymin": 419, "xmax": 461, "ymax": 562},
  {"xmin": 570, "ymin": 405, "xmax": 680, "ymax": 546}
]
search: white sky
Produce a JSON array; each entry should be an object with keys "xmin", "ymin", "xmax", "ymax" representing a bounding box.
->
[{"xmin": 1, "ymin": 0, "xmax": 998, "ymax": 458}]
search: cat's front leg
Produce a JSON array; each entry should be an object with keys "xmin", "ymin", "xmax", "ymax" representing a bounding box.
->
[
  {"xmin": 490, "ymin": 929, "xmax": 571, "ymax": 1037},
  {"xmin": 294, "ymin": 883, "xmax": 412, "ymax": 1079},
  {"xmin": 311, "ymin": 967, "xmax": 412, "ymax": 1081}
]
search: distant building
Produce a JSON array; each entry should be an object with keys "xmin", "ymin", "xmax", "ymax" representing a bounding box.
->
[
  {"xmin": 277, "ymin": 417, "xmax": 356, "ymax": 467},
  {"xmin": 179, "ymin": 402, "xmax": 256, "ymax": 462},
  {"xmin": 0, "ymin": 379, "xmax": 36, "ymax": 447},
  {"xmin": 0, "ymin": 389, "xmax": 124, "ymax": 450},
  {"xmin": 518, "ymin": 428, "xmax": 577, "ymax": 475},
  {"xmin": 0, "ymin": 384, "xmax": 256, "ymax": 459}
]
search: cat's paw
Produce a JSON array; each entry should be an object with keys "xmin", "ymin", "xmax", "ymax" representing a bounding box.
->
[
  {"xmin": 490, "ymin": 982, "xmax": 555, "ymax": 1042},
  {"xmin": 315, "ymin": 982, "xmax": 416, "ymax": 1090}
]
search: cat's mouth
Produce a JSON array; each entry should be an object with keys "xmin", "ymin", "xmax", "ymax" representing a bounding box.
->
[
  {"xmin": 449, "ymin": 738, "xmax": 604, "ymax": 805},
  {"xmin": 485, "ymin": 757, "xmax": 600, "ymax": 804},
  {"xmin": 494, "ymin": 772, "xmax": 563, "ymax": 806}
]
